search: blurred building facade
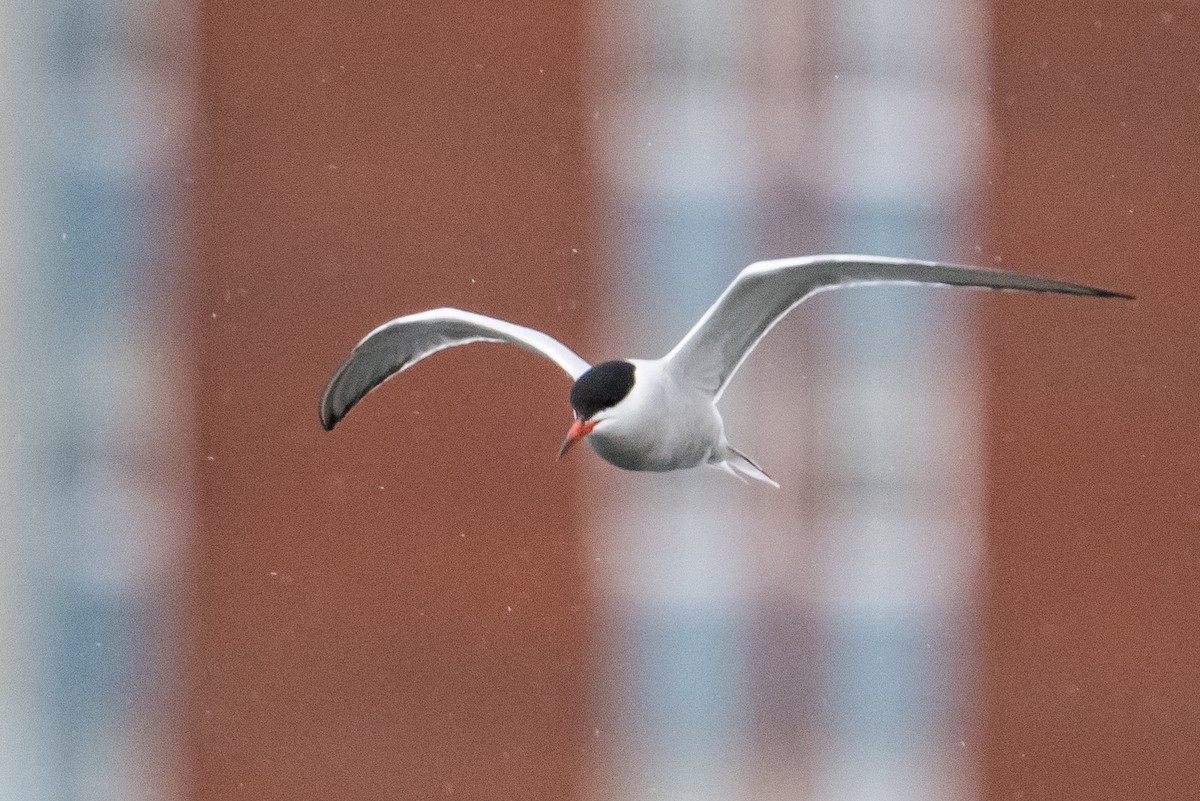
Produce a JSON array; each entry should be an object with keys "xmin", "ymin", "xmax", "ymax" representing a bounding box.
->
[
  {"xmin": 0, "ymin": 0, "xmax": 192, "ymax": 799},
  {"xmin": 0, "ymin": 1, "xmax": 1193, "ymax": 800},
  {"xmin": 585, "ymin": 0, "xmax": 988, "ymax": 798}
]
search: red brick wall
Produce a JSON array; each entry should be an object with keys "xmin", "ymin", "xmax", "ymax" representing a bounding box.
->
[
  {"xmin": 191, "ymin": 3, "xmax": 593, "ymax": 798},
  {"xmin": 985, "ymin": 4, "xmax": 1200, "ymax": 798}
]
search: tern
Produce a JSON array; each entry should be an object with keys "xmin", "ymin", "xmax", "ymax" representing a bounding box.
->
[{"xmin": 320, "ymin": 255, "xmax": 1131, "ymax": 486}]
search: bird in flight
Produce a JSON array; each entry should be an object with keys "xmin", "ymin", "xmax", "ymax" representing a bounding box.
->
[{"xmin": 320, "ymin": 254, "xmax": 1131, "ymax": 487}]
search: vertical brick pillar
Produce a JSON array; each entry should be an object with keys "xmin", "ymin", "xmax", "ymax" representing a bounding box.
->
[
  {"xmin": 191, "ymin": 3, "xmax": 593, "ymax": 799},
  {"xmin": 985, "ymin": 5, "xmax": 1200, "ymax": 799}
]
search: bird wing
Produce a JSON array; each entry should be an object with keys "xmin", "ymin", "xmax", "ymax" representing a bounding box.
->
[
  {"xmin": 663, "ymin": 254, "xmax": 1133, "ymax": 400},
  {"xmin": 319, "ymin": 307, "xmax": 591, "ymax": 430}
]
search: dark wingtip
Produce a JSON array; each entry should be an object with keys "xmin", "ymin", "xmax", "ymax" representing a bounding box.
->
[
  {"xmin": 319, "ymin": 349, "xmax": 380, "ymax": 431},
  {"xmin": 1075, "ymin": 282, "xmax": 1135, "ymax": 300},
  {"xmin": 318, "ymin": 376, "xmax": 344, "ymax": 431}
]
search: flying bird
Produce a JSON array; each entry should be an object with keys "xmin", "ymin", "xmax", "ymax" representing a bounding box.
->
[{"xmin": 320, "ymin": 255, "xmax": 1132, "ymax": 487}]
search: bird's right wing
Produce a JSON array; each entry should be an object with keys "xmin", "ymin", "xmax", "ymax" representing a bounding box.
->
[
  {"xmin": 320, "ymin": 307, "xmax": 591, "ymax": 430},
  {"xmin": 663, "ymin": 254, "xmax": 1133, "ymax": 401}
]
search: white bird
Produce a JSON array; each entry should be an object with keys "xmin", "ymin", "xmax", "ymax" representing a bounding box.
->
[{"xmin": 320, "ymin": 255, "xmax": 1132, "ymax": 487}]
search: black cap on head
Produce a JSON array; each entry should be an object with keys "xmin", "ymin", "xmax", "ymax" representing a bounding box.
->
[{"xmin": 570, "ymin": 360, "xmax": 635, "ymax": 420}]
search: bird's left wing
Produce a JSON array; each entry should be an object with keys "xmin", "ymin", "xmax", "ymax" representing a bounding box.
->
[
  {"xmin": 663, "ymin": 254, "xmax": 1133, "ymax": 400},
  {"xmin": 320, "ymin": 307, "xmax": 591, "ymax": 430}
]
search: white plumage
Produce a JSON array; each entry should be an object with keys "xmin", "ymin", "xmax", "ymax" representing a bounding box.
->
[{"xmin": 320, "ymin": 254, "xmax": 1131, "ymax": 486}]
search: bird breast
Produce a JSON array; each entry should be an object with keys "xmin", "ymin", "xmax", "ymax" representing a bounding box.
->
[{"xmin": 585, "ymin": 360, "xmax": 723, "ymax": 472}]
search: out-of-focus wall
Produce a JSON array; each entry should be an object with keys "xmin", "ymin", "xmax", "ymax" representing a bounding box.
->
[
  {"xmin": 186, "ymin": 1, "xmax": 1199, "ymax": 799},
  {"xmin": 984, "ymin": 4, "xmax": 1200, "ymax": 799},
  {"xmin": 192, "ymin": 2, "xmax": 593, "ymax": 799}
]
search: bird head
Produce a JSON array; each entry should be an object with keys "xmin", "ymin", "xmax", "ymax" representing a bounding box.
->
[{"xmin": 559, "ymin": 360, "xmax": 636, "ymax": 458}]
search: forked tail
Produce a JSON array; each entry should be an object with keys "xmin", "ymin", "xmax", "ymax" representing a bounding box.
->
[{"xmin": 717, "ymin": 444, "xmax": 779, "ymax": 488}]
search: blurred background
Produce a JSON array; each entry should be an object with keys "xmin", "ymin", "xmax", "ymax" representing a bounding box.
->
[{"xmin": 0, "ymin": 1, "xmax": 1194, "ymax": 800}]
